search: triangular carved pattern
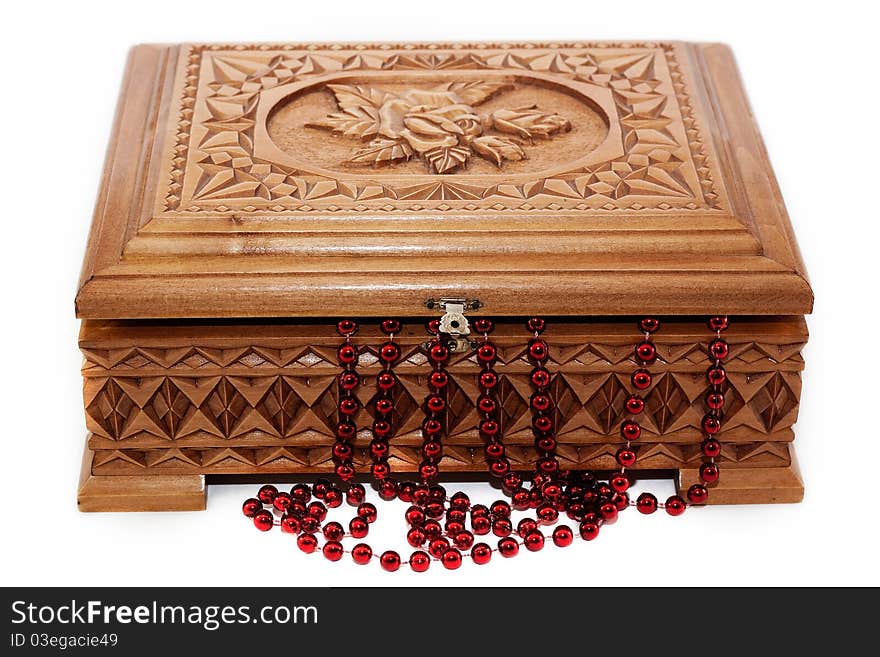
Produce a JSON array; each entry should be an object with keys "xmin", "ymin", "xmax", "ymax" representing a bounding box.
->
[{"xmin": 164, "ymin": 44, "xmax": 720, "ymax": 213}]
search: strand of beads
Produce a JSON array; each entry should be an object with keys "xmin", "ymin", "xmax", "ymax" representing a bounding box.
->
[
  {"xmin": 421, "ymin": 320, "xmax": 449, "ymax": 483},
  {"xmin": 474, "ymin": 319, "xmax": 509, "ymax": 478},
  {"xmin": 371, "ymin": 320, "xmax": 402, "ymax": 500},
  {"xmin": 526, "ymin": 318, "xmax": 559, "ymax": 477},
  {"xmin": 689, "ymin": 316, "xmax": 730, "ymax": 504},
  {"xmin": 333, "ymin": 320, "xmax": 360, "ymax": 484}
]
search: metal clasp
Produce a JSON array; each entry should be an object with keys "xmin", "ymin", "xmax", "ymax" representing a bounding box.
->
[{"xmin": 424, "ymin": 298, "xmax": 482, "ymax": 353}]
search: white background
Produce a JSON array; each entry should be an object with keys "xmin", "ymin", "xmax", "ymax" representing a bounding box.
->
[{"xmin": 0, "ymin": 0, "xmax": 877, "ymax": 587}]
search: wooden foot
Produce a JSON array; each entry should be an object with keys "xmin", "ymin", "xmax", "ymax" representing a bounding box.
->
[
  {"xmin": 77, "ymin": 445, "xmax": 206, "ymax": 512},
  {"xmin": 678, "ymin": 444, "xmax": 804, "ymax": 504}
]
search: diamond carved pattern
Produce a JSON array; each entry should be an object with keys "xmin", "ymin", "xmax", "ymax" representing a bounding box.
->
[
  {"xmin": 143, "ymin": 379, "xmax": 195, "ymax": 439},
  {"xmin": 584, "ymin": 375, "xmax": 628, "ymax": 434},
  {"xmin": 200, "ymin": 378, "xmax": 249, "ymax": 436},
  {"xmin": 255, "ymin": 377, "xmax": 306, "ymax": 436},
  {"xmin": 644, "ymin": 373, "xmax": 689, "ymax": 433},
  {"xmin": 86, "ymin": 379, "xmax": 135, "ymax": 439},
  {"xmin": 749, "ymin": 373, "xmax": 798, "ymax": 431}
]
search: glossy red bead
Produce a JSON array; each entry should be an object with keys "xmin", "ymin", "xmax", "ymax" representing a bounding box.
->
[
  {"xmin": 374, "ymin": 397, "xmax": 394, "ymax": 415},
  {"xmin": 449, "ymin": 492, "xmax": 470, "ymax": 510},
  {"xmin": 687, "ymin": 484, "xmax": 709, "ymax": 504},
  {"xmin": 426, "ymin": 395, "xmax": 446, "ymax": 413},
  {"xmin": 412, "ymin": 484, "xmax": 430, "ymax": 506},
  {"xmin": 701, "ymin": 438, "xmax": 722, "ymax": 458},
  {"xmin": 422, "ymin": 441, "xmax": 442, "ymax": 460},
  {"xmin": 380, "ymin": 550, "xmax": 401, "ymax": 572},
  {"xmin": 445, "ymin": 520, "xmax": 465, "ymax": 536},
  {"xmin": 529, "ymin": 393, "xmax": 552, "ymax": 414},
  {"xmin": 621, "ymin": 420, "xmax": 641, "ymax": 441},
  {"xmin": 349, "ymin": 517, "xmax": 369, "ymax": 538},
  {"xmin": 307, "ymin": 501, "xmax": 327, "ymax": 522},
  {"xmin": 477, "ymin": 395, "xmax": 497, "ymax": 415},
  {"xmin": 616, "ymin": 447, "xmax": 637, "ymax": 468},
  {"xmin": 257, "ymin": 484, "xmax": 278, "ymax": 504},
  {"xmin": 336, "ymin": 320, "xmax": 358, "ymax": 336},
  {"xmin": 280, "ymin": 514, "xmax": 301, "ymax": 534},
  {"xmin": 527, "ymin": 317, "xmax": 546, "ymax": 333},
  {"xmin": 489, "ymin": 459, "xmax": 511, "ymax": 477},
  {"xmin": 492, "ymin": 518, "xmax": 513, "ymax": 537},
  {"xmin": 346, "ymin": 484, "xmax": 366, "ymax": 506},
  {"xmin": 480, "ymin": 419, "xmax": 500, "ymax": 437},
  {"xmin": 428, "ymin": 482, "xmax": 447, "ymax": 501},
  {"xmin": 535, "ymin": 435, "xmax": 557, "ymax": 453},
  {"xmin": 296, "ymin": 533, "xmax": 318, "ymax": 553},
  {"xmin": 552, "ymin": 525, "xmax": 574, "ymax": 547},
  {"xmin": 428, "ymin": 343, "xmax": 449, "ymax": 363},
  {"xmin": 397, "ymin": 481, "xmax": 416, "ymax": 503},
  {"xmin": 352, "ymin": 543, "xmax": 372, "ymax": 565},
  {"xmin": 531, "ymin": 368, "xmax": 551, "ymax": 388},
  {"xmin": 332, "ymin": 442, "xmax": 353, "ymax": 460},
  {"xmin": 600, "ymin": 502, "xmax": 618, "ymax": 524},
  {"xmin": 357, "ymin": 503, "xmax": 377, "ymax": 523},
  {"xmin": 479, "ymin": 370, "xmax": 499, "ymax": 389},
  {"xmin": 579, "ymin": 522, "xmax": 600, "ymax": 541},
  {"xmin": 300, "ymin": 516, "xmax": 319, "ymax": 534},
  {"xmin": 700, "ymin": 462, "xmax": 720, "ymax": 483},
  {"xmin": 709, "ymin": 339, "xmax": 729, "ymax": 360},
  {"xmin": 490, "ymin": 500, "xmax": 512, "ymax": 518},
  {"xmin": 323, "ymin": 488, "xmax": 343, "ymax": 508},
  {"xmin": 706, "ymin": 392, "xmax": 724, "ymax": 410},
  {"xmin": 312, "ymin": 478, "xmax": 331, "ymax": 499},
  {"xmin": 376, "ymin": 372, "xmax": 397, "ymax": 392},
  {"xmin": 537, "ymin": 457, "xmax": 559, "ymax": 475},
  {"xmin": 625, "ymin": 395, "xmax": 645, "ymax": 414},
  {"xmin": 426, "ymin": 319, "xmax": 440, "ymax": 335},
  {"xmin": 517, "ymin": 518, "xmax": 538, "ymax": 538},
  {"xmin": 610, "ymin": 473, "xmax": 630, "ymax": 493},
  {"xmin": 707, "ymin": 366, "xmax": 727, "ymax": 386},
  {"xmin": 529, "ymin": 339, "xmax": 549, "ymax": 362},
  {"xmin": 498, "ymin": 537, "xmax": 519, "ymax": 558},
  {"xmin": 537, "ymin": 504, "xmax": 559, "ymax": 525},
  {"xmin": 337, "ymin": 344, "xmax": 358, "ymax": 365},
  {"xmin": 322, "ymin": 521, "xmax": 344, "ymax": 542},
  {"xmin": 702, "ymin": 414, "xmax": 721, "ymax": 435},
  {"xmin": 429, "ymin": 537, "xmax": 450, "ymax": 558},
  {"xmin": 409, "ymin": 550, "xmax": 431, "ymax": 572},
  {"xmin": 474, "ymin": 318, "xmax": 494, "ymax": 334},
  {"xmin": 541, "ymin": 482, "xmax": 563, "ymax": 501},
  {"xmin": 477, "ymin": 342, "xmax": 497, "ymax": 362},
  {"xmin": 471, "ymin": 543, "xmax": 492, "ymax": 564},
  {"xmin": 639, "ymin": 317, "xmax": 660, "ymax": 333},
  {"xmin": 632, "ymin": 369, "xmax": 652, "ymax": 390},
  {"xmin": 253, "ymin": 510, "xmax": 274, "ymax": 532},
  {"xmin": 370, "ymin": 439, "xmax": 389, "ymax": 460},
  {"xmin": 322, "ymin": 541, "xmax": 344, "ymax": 562},
  {"xmin": 442, "ymin": 548, "xmax": 463, "ymax": 570},
  {"xmin": 407, "ymin": 527, "xmax": 427, "ymax": 547},
  {"xmin": 338, "ymin": 396, "xmax": 359, "ymax": 416},
  {"xmin": 380, "ymin": 342, "xmax": 401, "ymax": 363},
  {"xmin": 338, "ymin": 371, "xmax": 360, "ymax": 391},
  {"xmin": 428, "ymin": 370, "xmax": 448, "ymax": 389},
  {"xmin": 380, "ymin": 319, "xmax": 401, "ymax": 335},
  {"xmin": 453, "ymin": 530, "xmax": 475, "ymax": 550},
  {"xmin": 533, "ymin": 415, "xmax": 553, "ymax": 433},
  {"xmin": 272, "ymin": 492, "xmax": 292, "ymax": 512},
  {"xmin": 636, "ymin": 492, "xmax": 658, "ymax": 514},
  {"xmin": 422, "ymin": 520, "xmax": 442, "ymax": 539},
  {"xmin": 470, "ymin": 504, "xmax": 490, "ymax": 518},
  {"xmin": 614, "ymin": 492, "xmax": 630, "ymax": 511},
  {"xmin": 242, "ymin": 498, "xmax": 262, "ymax": 518},
  {"xmin": 471, "ymin": 516, "xmax": 491, "ymax": 535},
  {"xmin": 636, "ymin": 341, "xmax": 657, "ymax": 363},
  {"xmin": 335, "ymin": 422, "xmax": 356, "ymax": 441},
  {"xmin": 484, "ymin": 442, "xmax": 504, "ymax": 460},
  {"xmin": 524, "ymin": 531, "xmax": 545, "ymax": 552},
  {"xmin": 665, "ymin": 495, "xmax": 687, "ymax": 516},
  {"xmin": 708, "ymin": 316, "xmax": 729, "ymax": 332},
  {"xmin": 370, "ymin": 461, "xmax": 390, "ymax": 480}
]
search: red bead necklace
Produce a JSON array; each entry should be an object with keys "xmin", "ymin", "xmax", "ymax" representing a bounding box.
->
[{"xmin": 241, "ymin": 316, "xmax": 730, "ymax": 571}]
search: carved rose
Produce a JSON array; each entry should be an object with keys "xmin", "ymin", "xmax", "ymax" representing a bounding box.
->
[{"xmin": 307, "ymin": 82, "xmax": 572, "ymax": 173}]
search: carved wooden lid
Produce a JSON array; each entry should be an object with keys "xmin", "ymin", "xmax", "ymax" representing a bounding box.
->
[{"xmin": 76, "ymin": 42, "xmax": 812, "ymax": 318}]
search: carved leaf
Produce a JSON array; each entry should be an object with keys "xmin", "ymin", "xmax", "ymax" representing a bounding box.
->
[
  {"xmin": 349, "ymin": 138, "xmax": 414, "ymax": 166},
  {"xmin": 423, "ymin": 145, "xmax": 471, "ymax": 173},
  {"xmin": 491, "ymin": 106, "xmax": 572, "ymax": 140},
  {"xmin": 442, "ymin": 80, "xmax": 513, "ymax": 106},
  {"xmin": 471, "ymin": 136, "xmax": 526, "ymax": 167},
  {"xmin": 306, "ymin": 106, "xmax": 379, "ymax": 139},
  {"xmin": 326, "ymin": 84, "xmax": 391, "ymax": 112}
]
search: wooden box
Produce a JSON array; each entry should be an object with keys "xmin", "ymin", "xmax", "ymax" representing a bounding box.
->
[{"xmin": 76, "ymin": 42, "xmax": 812, "ymax": 511}]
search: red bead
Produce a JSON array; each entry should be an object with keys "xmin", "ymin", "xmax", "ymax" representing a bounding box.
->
[
  {"xmin": 297, "ymin": 533, "xmax": 318, "ymax": 553},
  {"xmin": 352, "ymin": 543, "xmax": 373, "ymax": 565},
  {"xmin": 477, "ymin": 342, "xmax": 497, "ymax": 362},
  {"xmin": 529, "ymin": 339, "xmax": 549, "ymax": 362},
  {"xmin": 426, "ymin": 319, "xmax": 440, "ymax": 335},
  {"xmin": 442, "ymin": 548, "xmax": 463, "ymax": 570},
  {"xmin": 324, "ymin": 488, "xmax": 343, "ymax": 508},
  {"xmin": 374, "ymin": 397, "xmax": 394, "ymax": 415},
  {"xmin": 527, "ymin": 317, "xmax": 546, "ymax": 333},
  {"xmin": 702, "ymin": 414, "xmax": 721, "ymax": 435},
  {"xmin": 639, "ymin": 317, "xmax": 660, "ymax": 333},
  {"xmin": 490, "ymin": 500, "xmax": 512, "ymax": 518},
  {"xmin": 492, "ymin": 518, "xmax": 513, "ymax": 537},
  {"xmin": 242, "ymin": 498, "xmax": 262, "ymax": 518},
  {"xmin": 428, "ymin": 370, "xmax": 449, "ymax": 389},
  {"xmin": 453, "ymin": 530, "xmax": 475, "ymax": 550},
  {"xmin": 470, "ymin": 504, "xmax": 490, "ymax": 518},
  {"xmin": 530, "ymin": 369, "xmax": 551, "ymax": 390},
  {"xmin": 665, "ymin": 495, "xmax": 687, "ymax": 516},
  {"xmin": 335, "ymin": 422, "xmax": 356, "ymax": 440},
  {"xmin": 471, "ymin": 516, "xmax": 491, "ymax": 535},
  {"xmin": 346, "ymin": 484, "xmax": 366, "ymax": 506},
  {"xmin": 524, "ymin": 531, "xmax": 545, "ymax": 552},
  {"xmin": 338, "ymin": 371, "xmax": 360, "ymax": 391},
  {"xmin": 632, "ymin": 369, "xmax": 652, "ymax": 390},
  {"xmin": 480, "ymin": 419, "xmax": 500, "ymax": 437},
  {"xmin": 280, "ymin": 514, "xmax": 301, "ymax": 534},
  {"xmin": 621, "ymin": 420, "xmax": 641, "ymax": 441},
  {"xmin": 498, "ymin": 537, "xmax": 519, "ymax": 558},
  {"xmin": 380, "ymin": 550, "xmax": 401, "ymax": 572},
  {"xmin": 257, "ymin": 484, "xmax": 278, "ymax": 504},
  {"xmin": 422, "ymin": 441, "xmax": 442, "ymax": 459},
  {"xmin": 409, "ymin": 550, "xmax": 431, "ymax": 572},
  {"xmin": 614, "ymin": 492, "xmax": 630, "ymax": 511},
  {"xmin": 370, "ymin": 438, "xmax": 389, "ymax": 459},
  {"xmin": 445, "ymin": 520, "xmax": 465, "ymax": 536},
  {"xmin": 517, "ymin": 518, "xmax": 538, "ymax": 538},
  {"xmin": 535, "ymin": 435, "xmax": 557, "ymax": 452},
  {"xmin": 700, "ymin": 462, "xmax": 720, "ymax": 483},
  {"xmin": 541, "ymin": 482, "xmax": 563, "ymax": 501},
  {"xmin": 479, "ymin": 370, "xmax": 499, "ymax": 389},
  {"xmin": 709, "ymin": 339, "xmax": 729, "ymax": 360},
  {"xmin": 253, "ymin": 510, "xmax": 274, "ymax": 532},
  {"xmin": 688, "ymin": 484, "xmax": 709, "ymax": 504},
  {"xmin": 357, "ymin": 503, "xmax": 377, "ymax": 523},
  {"xmin": 636, "ymin": 492, "xmax": 658, "ymax": 514},
  {"xmin": 407, "ymin": 527, "xmax": 427, "ymax": 547},
  {"xmin": 378, "ymin": 479, "xmax": 398, "ymax": 501},
  {"xmin": 429, "ymin": 537, "xmax": 450, "ymax": 558},
  {"xmin": 336, "ymin": 320, "xmax": 358, "ymax": 336},
  {"xmin": 616, "ymin": 448, "xmax": 637, "ymax": 468},
  {"xmin": 380, "ymin": 319, "xmax": 401, "ymax": 335},
  {"xmin": 422, "ymin": 418, "xmax": 442, "ymax": 437},
  {"xmin": 349, "ymin": 517, "xmax": 369, "ymax": 538},
  {"xmin": 312, "ymin": 478, "xmax": 331, "ymax": 499},
  {"xmin": 530, "ymin": 394, "xmax": 552, "ymax": 414},
  {"xmin": 425, "ymin": 501, "xmax": 445, "ymax": 519},
  {"xmin": 426, "ymin": 395, "xmax": 446, "ymax": 413},
  {"xmin": 300, "ymin": 516, "xmax": 319, "ymax": 534},
  {"xmin": 610, "ymin": 473, "xmax": 630, "ymax": 493},
  {"xmin": 377, "ymin": 371, "xmax": 397, "ymax": 391},
  {"xmin": 337, "ymin": 344, "xmax": 358, "ymax": 365},
  {"xmin": 397, "ymin": 481, "xmax": 416, "ymax": 503},
  {"xmin": 533, "ymin": 415, "xmax": 553, "ymax": 433},
  {"xmin": 477, "ymin": 395, "xmax": 497, "ymax": 414},
  {"xmin": 707, "ymin": 366, "xmax": 727, "ymax": 386},
  {"xmin": 338, "ymin": 396, "xmax": 359, "ymax": 416},
  {"xmin": 323, "ymin": 521, "xmax": 344, "ymax": 542},
  {"xmin": 322, "ymin": 541, "xmax": 344, "ymax": 562},
  {"xmin": 552, "ymin": 525, "xmax": 574, "ymax": 547},
  {"xmin": 625, "ymin": 395, "xmax": 645, "ymax": 415},
  {"xmin": 489, "ymin": 459, "xmax": 511, "ymax": 477},
  {"xmin": 272, "ymin": 492, "xmax": 292, "ymax": 512},
  {"xmin": 706, "ymin": 392, "xmax": 724, "ymax": 410},
  {"xmin": 380, "ymin": 342, "xmax": 401, "ymax": 363},
  {"xmin": 600, "ymin": 502, "xmax": 618, "ymax": 524},
  {"xmin": 289, "ymin": 484, "xmax": 310, "ymax": 504},
  {"xmin": 708, "ymin": 316, "xmax": 729, "ymax": 332},
  {"xmin": 537, "ymin": 457, "xmax": 559, "ymax": 474},
  {"xmin": 422, "ymin": 520, "xmax": 442, "ymax": 539},
  {"xmin": 471, "ymin": 543, "xmax": 492, "ymax": 564},
  {"xmin": 307, "ymin": 501, "xmax": 327, "ymax": 522},
  {"xmin": 636, "ymin": 341, "xmax": 657, "ymax": 363},
  {"xmin": 474, "ymin": 318, "xmax": 495, "ymax": 334},
  {"xmin": 332, "ymin": 442, "xmax": 353, "ymax": 460},
  {"xmin": 449, "ymin": 492, "xmax": 470, "ymax": 510},
  {"xmin": 701, "ymin": 438, "xmax": 722, "ymax": 458},
  {"xmin": 371, "ymin": 461, "xmax": 390, "ymax": 480},
  {"xmin": 429, "ymin": 343, "xmax": 449, "ymax": 363},
  {"xmin": 482, "ymin": 443, "xmax": 503, "ymax": 462},
  {"xmin": 537, "ymin": 504, "xmax": 559, "ymax": 525},
  {"xmin": 579, "ymin": 522, "xmax": 600, "ymax": 541}
]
